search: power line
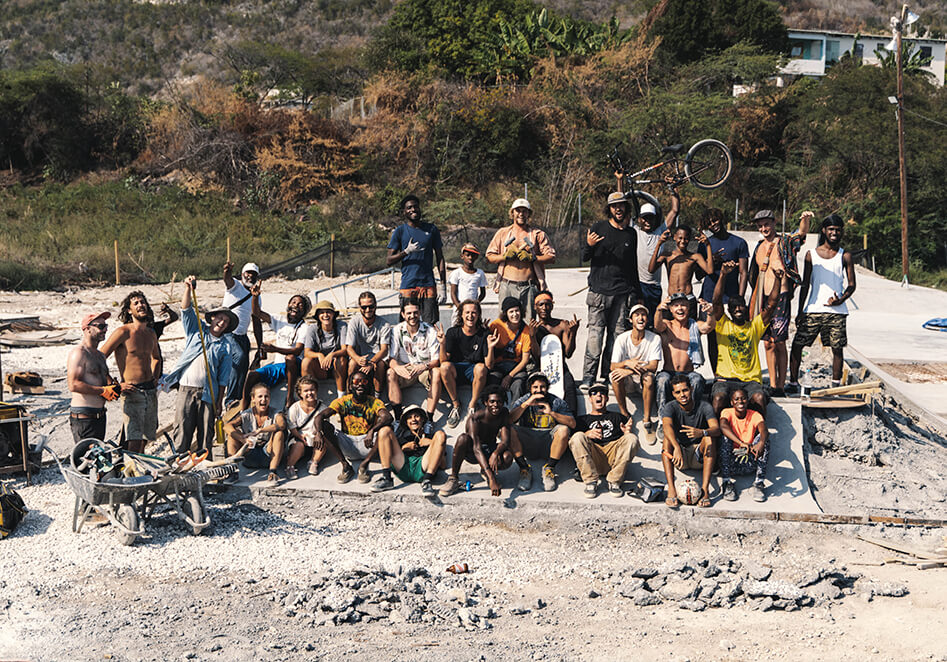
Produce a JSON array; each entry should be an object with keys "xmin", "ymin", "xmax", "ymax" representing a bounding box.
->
[{"xmin": 903, "ymin": 106, "xmax": 947, "ymax": 129}]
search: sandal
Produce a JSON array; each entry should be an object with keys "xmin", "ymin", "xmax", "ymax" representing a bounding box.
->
[
  {"xmin": 697, "ymin": 491, "xmax": 712, "ymax": 508},
  {"xmin": 665, "ymin": 496, "xmax": 680, "ymax": 509}
]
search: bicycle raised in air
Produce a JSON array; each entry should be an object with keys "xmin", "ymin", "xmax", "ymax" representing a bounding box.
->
[{"xmin": 608, "ymin": 138, "xmax": 733, "ymax": 220}]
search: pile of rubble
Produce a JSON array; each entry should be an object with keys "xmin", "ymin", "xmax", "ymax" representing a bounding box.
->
[
  {"xmin": 271, "ymin": 565, "xmax": 506, "ymax": 630},
  {"xmin": 605, "ymin": 557, "xmax": 907, "ymax": 612}
]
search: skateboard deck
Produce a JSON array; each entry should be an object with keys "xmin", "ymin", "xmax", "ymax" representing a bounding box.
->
[{"xmin": 540, "ymin": 334, "xmax": 565, "ymax": 399}]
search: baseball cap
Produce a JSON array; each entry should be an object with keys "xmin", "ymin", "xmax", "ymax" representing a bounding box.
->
[
  {"xmin": 628, "ymin": 303, "xmax": 649, "ymax": 319},
  {"xmin": 242, "ymin": 262, "xmax": 260, "ymax": 274},
  {"xmin": 668, "ymin": 292, "xmax": 690, "ymax": 304},
  {"xmin": 588, "ymin": 384, "xmax": 609, "ymax": 396},
  {"xmin": 606, "ymin": 192, "xmax": 628, "ymax": 206},
  {"xmin": 638, "ymin": 203, "xmax": 657, "ymax": 217},
  {"xmin": 81, "ymin": 311, "xmax": 111, "ymax": 329},
  {"xmin": 460, "ymin": 243, "xmax": 480, "ymax": 255},
  {"xmin": 510, "ymin": 198, "xmax": 531, "ymax": 211},
  {"xmin": 753, "ymin": 210, "xmax": 775, "ymax": 223}
]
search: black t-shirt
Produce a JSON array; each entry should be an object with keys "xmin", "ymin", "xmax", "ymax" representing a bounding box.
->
[
  {"xmin": 577, "ymin": 411, "xmax": 625, "ymax": 445},
  {"xmin": 581, "ymin": 220, "xmax": 641, "ymax": 297},
  {"xmin": 395, "ymin": 424, "xmax": 426, "ymax": 457},
  {"xmin": 660, "ymin": 400, "xmax": 716, "ymax": 447},
  {"xmin": 444, "ymin": 326, "xmax": 487, "ymax": 364}
]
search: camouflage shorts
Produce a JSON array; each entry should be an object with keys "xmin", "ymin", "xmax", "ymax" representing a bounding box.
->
[{"xmin": 792, "ymin": 313, "xmax": 848, "ymax": 350}]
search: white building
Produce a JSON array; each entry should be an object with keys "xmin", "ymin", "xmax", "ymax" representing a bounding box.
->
[{"xmin": 781, "ymin": 29, "xmax": 946, "ymax": 86}]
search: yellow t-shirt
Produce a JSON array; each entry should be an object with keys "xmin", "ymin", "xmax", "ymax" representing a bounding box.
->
[{"xmin": 715, "ymin": 315, "xmax": 766, "ymax": 383}]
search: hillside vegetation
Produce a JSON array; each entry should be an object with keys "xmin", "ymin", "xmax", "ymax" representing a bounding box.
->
[{"xmin": 1, "ymin": 0, "xmax": 946, "ymax": 290}]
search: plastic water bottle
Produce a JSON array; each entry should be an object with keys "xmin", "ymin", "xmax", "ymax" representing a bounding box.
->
[
  {"xmin": 800, "ymin": 369, "xmax": 812, "ymax": 402},
  {"xmin": 464, "ymin": 480, "xmax": 472, "ymax": 492}
]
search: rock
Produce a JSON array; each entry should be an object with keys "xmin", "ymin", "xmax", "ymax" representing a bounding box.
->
[
  {"xmin": 719, "ymin": 639, "xmax": 735, "ymax": 651},
  {"xmin": 860, "ymin": 582, "xmax": 908, "ymax": 598},
  {"xmin": 510, "ymin": 604, "xmax": 532, "ymax": 616},
  {"xmin": 751, "ymin": 597, "xmax": 774, "ymax": 611},
  {"xmin": 678, "ymin": 599, "xmax": 706, "ymax": 612},
  {"xmin": 645, "ymin": 575, "xmax": 667, "ymax": 592},
  {"xmin": 618, "ymin": 579, "xmax": 646, "ymax": 598},
  {"xmin": 660, "ymin": 578, "xmax": 697, "ymax": 602},
  {"xmin": 632, "ymin": 590, "xmax": 662, "ymax": 607},
  {"xmin": 588, "ymin": 590, "xmax": 600, "ymax": 599},
  {"xmin": 808, "ymin": 579, "xmax": 843, "ymax": 602},
  {"xmin": 631, "ymin": 567, "xmax": 659, "ymax": 579},
  {"xmin": 446, "ymin": 588, "xmax": 467, "ymax": 604},
  {"xmin": 743, "ymin": 580, "xmax": 805, "ymax": 601},
  {"xmin": 773, "ymin": 599, "xmax": 800, "ymax": 611},
  {"xmin": 703, "ymin": 565, "xmax": 721, "ymax": 578},
  {"xmin": 696, "ymin": 579, "xmax": 718, "ymax": 600},
  {"xmin": 745, "ymin": 563, "xmax": 772, "ymax": 581},
  {"xmin": 533, "ymin": 598, "xmax": 547, "ymax": 610},
  {"xmin": 796, "ymin": 569, "xmax": 826, "ymax": 588}
]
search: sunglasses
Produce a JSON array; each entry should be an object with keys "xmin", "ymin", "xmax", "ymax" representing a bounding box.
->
[
  {"xmin": 360, "ymin": 304, "xmax": 376, "ymax": 310},
  {"xmin": 88, "ymin": 322, "xmax": 108, "ymax": 329}
]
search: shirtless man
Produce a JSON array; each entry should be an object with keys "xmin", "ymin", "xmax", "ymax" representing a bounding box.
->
[
  {"xmin": 648, "ymin": 224, "xmax": 713, "ymax": 319},
  {"xmin": 485, "ymin": 198, "xmax": 556, "ymax": 321},
  {"xmin": 529, "ymin": 291, "xmax": 580, "ymax": 414},
  {"xmin": 748, "ymin": 209, "xmax": 812, "ymax": 396},
  {"xmin": 654, "ymin": 292, "xmax": 715, "ymax": 419},
  {"xmin": 101, "ymin": 291, "xmax": 162, "ymax": 453},
  {"xmin": 67, "ymin": 312, "xmax": 120, "ymax": 443},
  {"xmin": 439, "ymin": 386, "xmax": 532, "ymax": 497}
]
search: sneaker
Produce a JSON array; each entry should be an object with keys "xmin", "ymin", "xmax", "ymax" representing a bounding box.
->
[
  {"xmin": 439, "ymin": 475, "xmax": 460, "ymax": 497},
  {"xmin": 285, "ymin": 465, "xmax": 297, "ymax": 480},
  {"xmin": 771, "ymin": 387, "xmax": 786, "ymax": 398},
  {"xmin": 583, "ymin": 482, "xmax": 598, "ymax": 499},
  {"xmin": 336, "ymin": 464, "xmax": 354, "ymax": 484},
  {"xmin": 266, "ymin": 471, "xmax": 279, "ymax": 484},
  {"xmin": 751, "ymin": 483, "xmax": 767, "ymax": 502},
  {"xmin": 357, "ymin": 466, "xmax": 371, "ymax": 483},
  {"xmin": 608, "ymin": 481, "xmax": 624, "ymax": 498},
  {"xmin": 516, "ymin": 467, "xmax": 532, "ymax": 491},
  {"xmin": 572, "ymin": 467, "xmax": 583, "ymax": 482},
  {"xmin": 308, "ymin": 460, "xmax": 320, "ymax": 476},
  {"xmin": 420, "ymin": 479, "xmax": 435, "ymax": 498},
  {"xmin": 722, "ymin": 480, "xmax": 737, "ymax": 502},
  {"xmin": 447, "ymin": 405, "xmax": 462, "ymax": 428},
  {"xmin": 370, "ymin": 474, "xmax": 394, "ymax": 492},
  {"xmin": 784, "ymin": 382, "xmax": 799, "ymax": 397},
  {"xmin": 641, "ymin": 420, "xmax": 657, "ymax": 445},
  {"xmin": 542, "ymin": 465, "xmax": 557, "ymax": 492}
]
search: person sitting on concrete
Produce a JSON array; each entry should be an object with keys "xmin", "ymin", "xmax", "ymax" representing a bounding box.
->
[
  {"xmin": 241, "ymin": 283, "xmax": 310, "ymax": 410},
  {"xmin": 436, "ymin": 300, "xmax": 498, "ymax": 428},
  {"xmin": 284, "ymin": 376, "xmax": 348, "ymax": 480},
  {"xmin": 312, "ymin": 370, "xmax": 393, "ymax": 484},
  {"xmin": 371, "ymin": 405, "xmax": 447, "ymax": 496},
  {"xmin": 448, "ymin": 243, "xmax": 487, "ymax": 325},
  {"xmin": 570, "ymin": 384, "xmax": 639, "ymax": 499},
  {"xmin": 302, "ymin": 300, "xmax": 348, "ymax": 395},
  {"xmin": 718, "ymin": 387, "xmax": 769, "ymax": 503},
  {"xmin": 488, "ymin": 296, "xmax": 532, "ymax": 403},
  {"xmin": 222, "ymin": 260, "xmax": 262, "ymax": 405},
  {"xmin": 440, "ymin": 386, "xmax": 532, "ymax": 497},
  {"xmin": 654, "ymin": 292, "xmax": 716, "ymax": 421},
  {"xmin": 160, "ymin": 276, "xmax": 236, "ymax": 459},
  {"xmin": 226, "ymin": 382, "xmax": 286, "ymax": 484},
  {"xmin": 710, "ymin": 261, "xmax": 784, "ymax": 417},
  {"xmin": 509, "ymin": 372, "xmax": 575, "ymax": 492},
  {"xmin": 387, "ymin": 300, "xmax": 441, "ymax": 423},
  {"xmin": 67, "ymin": 311, "xmax": 119, "ymax": 444},
  {"xmin": 344, "ymin": 291, "xmax": 391, "ymax": 398},
  {"xmin": 609, "ymin": 303, "xmax": 663, "ymax": 443},
  {"xmin": 787, "ymin": 213, "xmax": 857, "ymax": 393},
  {"xmin": 528, "ymin": 290, "xmax": 581, "ymax": 415},
  {"xmin": 661, "ymin": 374, "xmax": 719, "ymax": 509}
]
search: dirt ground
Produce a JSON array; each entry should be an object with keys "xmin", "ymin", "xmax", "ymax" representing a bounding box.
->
[{"xmin": 1, "ymin": 278, "xmax": 947, "ymax": 660}]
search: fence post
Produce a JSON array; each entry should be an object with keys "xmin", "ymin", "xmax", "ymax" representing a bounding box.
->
[
  {"xmin": 227, "ymin": 236, "xmax": 231, "ymax": 264},
  {"xmin": 577, "ymin": 193, "xmax": 583, "ymax": 266},
  {"xmin": 330, "ymin": 234, "xmax": 335, "ymax": 278},
  {"xmin": 114, "ymin": 240, "xmax": 120, "ymax": 285}
]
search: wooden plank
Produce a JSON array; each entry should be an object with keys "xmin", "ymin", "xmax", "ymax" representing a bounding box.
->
[
  {"xmin": 803, "ymin": 395, "xmax": 869, "ymax": 409},
  {"xmin": 811, "ymin": 380, "xmax": 882, "ymax": 397},
  {"xmin": 856, "ymin": 534, "xmax": 942, "ymax": 559}
]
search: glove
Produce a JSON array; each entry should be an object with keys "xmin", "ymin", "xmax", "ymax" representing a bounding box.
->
[
  {"xmin": 102, "ymin": 383, "xmax": 122, "ymax": 401},
  {"xmin": 403, "ymin": 239, "xmax": 421, "ymax": 255},
  {"xmin": 734, "ymin": 445, "xmax": 750, "ymax": 464}
]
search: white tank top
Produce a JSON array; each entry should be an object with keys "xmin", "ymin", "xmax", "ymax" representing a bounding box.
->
[{"xmin": 804, "ymin": 247, "xmax": 848, "ymax": 315}]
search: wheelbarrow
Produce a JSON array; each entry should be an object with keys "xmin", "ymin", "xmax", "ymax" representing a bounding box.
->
[{"xmin": 50, "ymin": 440, "xmax": 238, "ymax": 546}]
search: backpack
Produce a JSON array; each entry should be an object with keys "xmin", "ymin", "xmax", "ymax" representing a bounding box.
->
[{"xmin": 0, "ymin": 483, "xmax": 26, "ymax": 538}]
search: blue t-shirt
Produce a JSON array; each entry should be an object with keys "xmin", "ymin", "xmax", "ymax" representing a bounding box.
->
[
  {"xmin": 699, "ymin": 232, "xmax": 749, "ymax": 303},
  {"xmin": 388, "ymin": 222, "xmax": 443, "ymax": 289}
]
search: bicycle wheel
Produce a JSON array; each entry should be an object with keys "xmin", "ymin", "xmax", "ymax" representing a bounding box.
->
[{"xmin": 685, "ymin": 139, "xmax": 732, "ymax": 190}]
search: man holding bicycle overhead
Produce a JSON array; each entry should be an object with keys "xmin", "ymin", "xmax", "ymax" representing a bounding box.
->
[
  {"xmin": 580, "ymin": 191, "xmax": 643, "ymax": 391},
  {"xmin": 485, "ymin": 198, "xmax": 556, "ymax": 321}
]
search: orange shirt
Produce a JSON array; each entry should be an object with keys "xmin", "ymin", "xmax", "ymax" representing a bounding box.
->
[
  {"xmin": 720, "ymin": 407, "xmax": 764, "ymax": 449},
  {"xmin": 489, "ymin": 319, "xmax": 531, "ymax": 363}
]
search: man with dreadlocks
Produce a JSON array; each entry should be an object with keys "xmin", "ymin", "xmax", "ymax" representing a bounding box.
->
[{"xmin": 101, "ymin": 290, "xmax": 162, "ymax": 453}]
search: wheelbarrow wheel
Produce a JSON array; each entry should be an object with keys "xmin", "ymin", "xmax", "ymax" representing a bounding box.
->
[
  {"xmin": 115, "ymin": 504, "xmax": 139, "ymax": 546},
  {"xmin": 183, "ymin": 495, "xmax": 206, "ymax": 536}
]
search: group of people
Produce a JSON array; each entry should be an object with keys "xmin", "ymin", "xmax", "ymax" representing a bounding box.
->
[{"xmin": 67, "ymin": 188, "xmax": 856, "ymax": 507}]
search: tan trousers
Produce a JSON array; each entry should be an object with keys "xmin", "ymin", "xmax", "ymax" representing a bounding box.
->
[{"xmin": 569, "ymin": 431, "xmax": 639, "ymax": 484}]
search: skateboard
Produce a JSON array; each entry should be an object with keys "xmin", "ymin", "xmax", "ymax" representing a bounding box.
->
[{"xmin": 539, "ymin": 334, "xmax": 565, "ymax": 399}]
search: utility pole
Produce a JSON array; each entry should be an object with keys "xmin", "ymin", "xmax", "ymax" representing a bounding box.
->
[{"xmin": 895, "ymin": 3, "xmax": 910, "ymax": 283}]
